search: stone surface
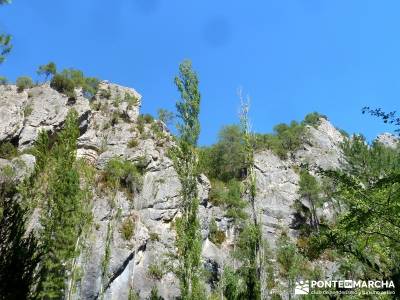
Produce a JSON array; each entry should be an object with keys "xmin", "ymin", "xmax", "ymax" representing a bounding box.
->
[
  {"xmin": 294, "ymin": 118, "xmax": 344, "ymax": 170},
  {"xmin": 0, "ymin": 85, "xmax": 27, "ymax": 142},
  {"xmin": 376, "ymin": 132, "xmax": 399, "ymax": 148},
  {"xmin": 0, "ymin": 84, "xmax": 376, "ymax": 299}
]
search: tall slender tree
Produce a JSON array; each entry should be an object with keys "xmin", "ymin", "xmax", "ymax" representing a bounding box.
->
[{"xmin": 171, "ymin": 60, "xmax": 203, "ymax": 299}]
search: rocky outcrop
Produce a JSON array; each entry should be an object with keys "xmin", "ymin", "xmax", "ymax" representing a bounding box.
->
[
  {"xmin": 376, "ymin": 132, "xmax": 399, "ymax": 148},
  {"xmin": 0, "ymin": 84, "xmax": 91, "ymax": 149},
  {"xmin": 0, "ymin": 82, "xmax": 383, "ymax": 299},
  {"xmin": 294, "ymin": 118, "xmax": 344, "ymax": 170},
  {"xmin": 0, "ymin": 154, "xmax": 36, "ymax": 185}
]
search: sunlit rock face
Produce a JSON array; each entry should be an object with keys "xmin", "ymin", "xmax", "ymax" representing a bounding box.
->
[
  {"xmin": 376, "ymin": 132, "xmax": 399, "ymax": 149},
  {"xmin": 0, "ymin": 82, "xmax": 381, "ymax": 299}
]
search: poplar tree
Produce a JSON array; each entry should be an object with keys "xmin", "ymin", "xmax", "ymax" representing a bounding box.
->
[{"xmin": 171, "ymin": 60, "xmax": 203, "ymax": 299}]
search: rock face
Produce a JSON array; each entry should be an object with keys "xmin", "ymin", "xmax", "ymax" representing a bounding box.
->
[
  {"xmin": 0, "ymin": 83, "xmax": 370, "ymax": 299},
  {"xmin": 376, "ymin": 132, "xmax": 399, "ymax": 148},
  {"xmin": 254, "ymin": 118, "xmax": 344, "ymax": 247},
  {"xmin": 0, "ymin": 83, "xmax": 90, "ymax": 148}
]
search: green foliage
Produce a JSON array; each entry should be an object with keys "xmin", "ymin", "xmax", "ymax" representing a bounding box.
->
[
  {"xmin": 0, "ymin": 1, "xmax": 11, "ymax": 66},
  {"xmin": 149, "ymin": 286, "xmax": 162, "ymax": 300},
  {"xmin": 302, "ymin": 112, "xmax": 326, "ymax": 127},
  {"xmin": 276, "ymin": 233, "xmax": 306, "ymax": 295},
  {"xmin": 222, "ymin": 266, "xmax": 246, "ymax": 300},
  {"xmin": 342, "ymin": 134, "xmax": 400, "ymax": 181},
  {"xmin": 16, "ymin": 76, "xmax": 33, "ymax": 92},
  {"xmin": 254, "ymin": 120, "xmax": 306, "ymax": 159},
  {"xmin": 121, "ymin": 216, "xmax": 135, "ymax": 240},
  {"xmin": 36, "ymin": 110, "xmax": 92, "ymax": 299},
  {"xmin": 60, "ymin": 68, "xmax": 99, "ymax": 98},
  {"xmin": 362, "ymin": 106, "xmax": 400, "ymax": 134},
  {"xmin": 310, "ymin": 133, "xmax": 400, "ymax": 294},
  {"xmin": 0, "ymin": 141, "xmax": 17, "ymax": 159},
  {"xmin": 127, "ymin": 138, "xmax": 139, "ymax": 148},
  {"xmin": 99, "ymin": 87, "xmax": 111, "ymax": 99},
  {"xmin": 0, "ymin": 33, "xmax": 11, "ymax": 65},
  {"xmin": 50, "ymin": 73, "xmax": 76, "ymax": 99},
  {"xmin": 50, "ymin": 68, "xmax": 100, "ymax": 99},
  {"xmin": 24, "ymin": 102, "xmax": 34, "ymax": 117},
  {"xmin": 208, "ymin": 179, "xmax": 247, "ymax": 221},
  {"xmin": 175, "ymin": 60, "xmax": 201, "ymax": 146},
  {"xmin": 199, "ymin": 125, "xmax": 246, "ymax": 182},
  {"xmin": 37, "ymin": 62, "xmax": 57, "ymax": 80},
  {"xmin": 124, "ymin": 92, "xmax": 138, "ymax": 108},
  {"xmin": 138, "ymin": 113, "xmax": 154, "ymax": 124},
  {"xmin": 110, "ymin": 111, "xmax": 120, "ymax": 126},
  {"xmin": 148, "ymin": 263, "xmax": 164, "ymax": 280},
  {"xmin": 128, "ymin": 289, "xmax": 140, "ymax": 300},
  {"xmin": 101, "ymin": 222, "xmax": 113, "ymax": 282},
  {"xmin": 229, "ymin": 223, "xmax": 263, "ymax": 300},
  {"xmin": 136, "ymin": 114, "xmax": 154, "ymax": 135},
  {"xmin": 171, "ymin": 60, "xmax": 204, "ymax": 299},
  {"xmin": 104, "ymin": 157, "xmax": 143, "ymax": 195},
  {"xmin": 298, "ymin": 170, "xmax": 322, "ymax": 231},
  {"xmin": 157, "ymin": 108, "xmax": 174, "ymax": 127},
  {"xmin": 252, "ymin": 112, "xmax": 326, "ymax": 159}
]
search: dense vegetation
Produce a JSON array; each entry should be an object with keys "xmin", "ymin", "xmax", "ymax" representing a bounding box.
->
[
  {"xmin": 0, "ymin": 110, "xmax": 94, "ymax": 299},
  {"xmin": 48, "ymin": 65, "xmax": 100, "ymax": 100},
  {"xmin": 305, "ymin": 133, "xmax": 400, "ymax": 295}
]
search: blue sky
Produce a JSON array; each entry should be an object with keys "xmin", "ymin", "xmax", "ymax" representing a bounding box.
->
[{"xmin": 1, "ymin": 1, "xmax": 399, "ymax": 145}]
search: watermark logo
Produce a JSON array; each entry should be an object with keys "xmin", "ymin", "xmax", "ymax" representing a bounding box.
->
[
  {"xmin": 293, "ymin": 280, "xmax": 395, "ymax": 296},
  {"xmin": 295, "ymin": 280, "xmax": 310, "ymax": 295}
]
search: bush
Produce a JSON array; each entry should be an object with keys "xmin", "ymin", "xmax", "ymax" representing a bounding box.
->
[
  {"xmin": 302, "ymin": 112, "xmax": 326, "ymax": 128},
  {"xmin": 254, "ymin": 121, "xmax": 306, "ymax": 159},
  {"xmin": 110, "ymin": 111, "xmax": 120, "ymax": 126},
  {"xmin": 99, "ymin": 87, "xmax": 112, "ymax": 99},
  {"xmin": 24, "ymin": 103, "xmax": 34, "ymax": 117},
  {"xmin": 148, "ymin": 263, "xmax": 164, "ymax": 280},
  {"xmin": 121, "ymin": 217, "xmax": 135, "ymax": 240},
  {"xmin": 16, "ymin": 76, "xmax": 33, "ymax": 92},
  {"xmin": 104, "ymin": 157, "xmax": 143, "ymax": 195},
  {"xmin": 50, "ymin": 68, "xmax": 99, "ymax": 99},
  {"xmin": 124, "ymin": 93, "xmax": 138, "ymax": 108},
  {"xmin": 50, "ymin": 73, "xmax": 76, "ymax": 99},
  {"xmin": 127, "ymin": 138, "xmax": 139, "ymax": 148},
  {"xmin": 138, "ymin": 114, "xmax": 154, "ymax": 124},
  {"xmin": 150, "ymin": 122, "xmax": 165, "ymax": 140},
  {"xmin": 208, "ymin": 179, "xmax": 247, "ymax": 221},
  {"xmin": 208, "ymin": 180, "xmax": 227, "ymax": 206},
  {"xmin": 60, "ymin": 69, "xmax": 99, "ymax": 99},
  {"xmin": 0, "ymin": 142, "xmax": 18, "ymax": 159},
  {"xmin": 149, "ymin": 287, "xmax": 162, "ymax": 300}
]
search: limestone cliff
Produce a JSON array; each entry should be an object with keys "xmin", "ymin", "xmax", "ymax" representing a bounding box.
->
[{"xmin": 0, "ymin": 82, "xmax": 381, "ymax": 299}]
